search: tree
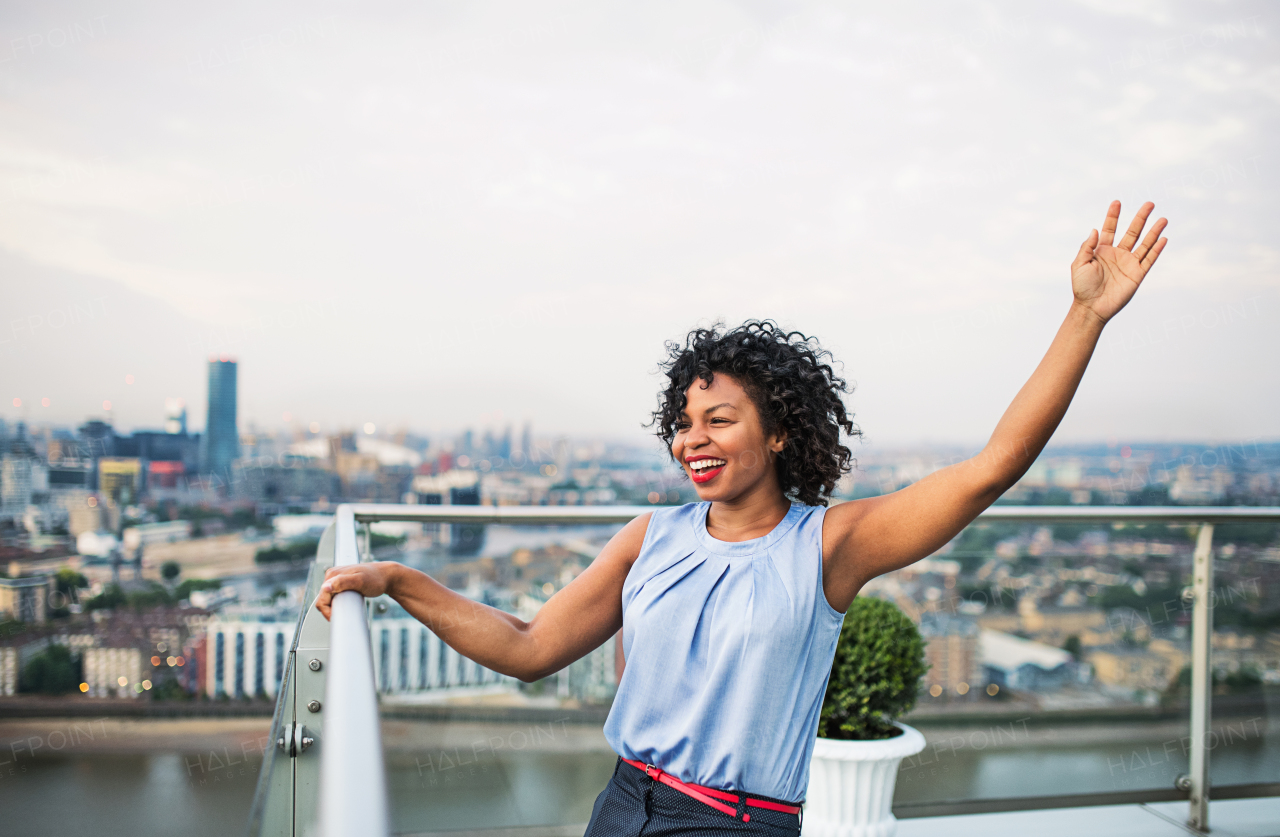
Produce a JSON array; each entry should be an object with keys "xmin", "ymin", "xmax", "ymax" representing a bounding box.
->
[
  {"xmin": 85, "ymin": 584, "xmax": 127, "ymax": 611},
  {"xmin": 161, "ymin": 561, "xmax": 182, "ymax": 582},
  {"xmin": 254, "ymin": 538, "xmax": 319, "ymax": 565},
  {"xmin": 174, "ymin": 578, "xmax": 222, "ymax": 600},
  {"xmin": 21, "ymin": 645, "xmax": 80, "ymax": 695},
  {"xmin": 150, "ymin": 677, "xmax": 190, "ymax": 701},
  {"xmin": 54, "ymin": 568, "xmax": 89, "ymax": 599}
]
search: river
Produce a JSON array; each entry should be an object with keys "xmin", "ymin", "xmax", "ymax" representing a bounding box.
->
[{"xmin": 1, "ymin": 716, "xmax": 1275, "ymax": 835}]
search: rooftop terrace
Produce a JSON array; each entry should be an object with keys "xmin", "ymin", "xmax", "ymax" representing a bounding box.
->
[{"xmin": 247, "ymin": 504, "xmax": 1280, "ymax": 837}]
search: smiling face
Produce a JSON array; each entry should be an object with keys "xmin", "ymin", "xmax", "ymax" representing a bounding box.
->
[{"xmin": 671, "ymin": 372, "xmax": 787, "ymax": 503}]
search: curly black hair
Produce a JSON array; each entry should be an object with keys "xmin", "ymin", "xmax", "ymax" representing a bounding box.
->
[{"xmin": 650, "ymin": 320, "xmax": 860, "ymax": 506}]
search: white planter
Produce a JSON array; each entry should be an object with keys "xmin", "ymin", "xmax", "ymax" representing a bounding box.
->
[{"xmin": 801, "ymin": 722, "xmax": 926, "ymax": 837}]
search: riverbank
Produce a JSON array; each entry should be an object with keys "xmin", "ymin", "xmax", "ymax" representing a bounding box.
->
[
  {"xmin": 3, "ymin": 711, "xmax": 1269, "ymax": 760},
  {"xmin": 4, "ymin": 691, "xmax": 1269, "ymax": 728},
  {"xmin": 0, "ymin": 716, "xmax": 273, "ymax": 759},
  {"xmin": 0, "ymin": 696, "xmax": 276, "ymax": 718}
]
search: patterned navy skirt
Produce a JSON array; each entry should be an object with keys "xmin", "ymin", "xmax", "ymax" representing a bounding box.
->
[{"xmin": 583, "ymin": 756, "xmax": 802, "ymax": 836}]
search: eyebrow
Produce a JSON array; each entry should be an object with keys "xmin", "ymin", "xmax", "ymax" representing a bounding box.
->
[{"xmin": 680, "ymin": 402, "xmax": 736, "ymax": 417}]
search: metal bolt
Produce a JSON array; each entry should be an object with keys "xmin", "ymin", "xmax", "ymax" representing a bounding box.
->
[
  {"xmin": 309, "ymin": 658, "xmax": 322, "ymax": 671},
  {"xmin": 376, "ymin": 602, "xmax": 388, "ymax": 614},
  {"xmin": 307, "ymin": 699, "xmax": 321, "ymax": 713},
  {"xmin": 1175, "ymin": 774, "xmax": 1192, "ymax": 792}
]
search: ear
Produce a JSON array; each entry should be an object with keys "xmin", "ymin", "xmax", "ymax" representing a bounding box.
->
[{"xmin": 768, "ymin": 429, "xmax": 787, "ymax": 454}]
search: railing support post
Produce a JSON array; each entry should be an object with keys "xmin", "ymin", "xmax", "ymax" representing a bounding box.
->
[{"xmin": 1187, "ymin": 522, "xmax": 1214, "ymax": 832}]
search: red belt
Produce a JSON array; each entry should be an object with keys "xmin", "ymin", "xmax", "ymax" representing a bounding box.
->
[{"xmin": 620, "ymin": 757, "xmax": 803, "ymax": 823}]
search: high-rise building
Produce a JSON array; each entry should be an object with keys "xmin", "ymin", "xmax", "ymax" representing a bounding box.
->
[
  {"xmin": 202, "ymin": 358, "xmax": 239, "ymax": 476},
  {"xmin": 520, "ymin": 422, "xmax": 532, "ymax": 461},
  {"xmin": 164, "ymin": 398, "xmax": 187, "ymax": 435}
]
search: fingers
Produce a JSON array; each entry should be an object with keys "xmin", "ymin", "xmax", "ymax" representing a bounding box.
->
[
  {"xmin": 1140, "ymin": 237, "xmax": 1168, "ymax": 271},
  {"xmin": 314, "ymin": 567, "xmax": 346, "ymax": 620},
  {"xmin": 1098, "ymin": 200, "xmax": 1121, "ymax": 247},
  {"xmin": 1133, "ymin": 216, "xmax": 1167, "ymax": 261},
  {"xmin": 1072, "ymin": 229, "xmax": 1098, "ymax": 268},
  {"xmin": 1117, "ymin": 201, "xmax": 1155, "ymax": 251},
  {"xmin": 314, "ymin": 565, "xmax": 383, "ymax": 621}
]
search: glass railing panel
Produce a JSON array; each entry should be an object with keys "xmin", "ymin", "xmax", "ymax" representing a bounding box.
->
[
  {"xmin": 248, "ymin": 522, "xmax": 336, "ymax": 837},
  {"xmin": 889, "ymin": 517, "xmax": 1207, "ymax": 807},
  {"xmin": 284, "ymin": 506, "xmax": 1278, "ymax": 834},
  {"xmin": 1207, "ymin": 520, "xmax": 1280, "ymax": 791},
  {"xmin": 365, "ymin": 516, "xmax": 629, "ymax": 835},
  {"xmin": 246, "ymin": 653, "xmax": 296, "ymax": 837}
]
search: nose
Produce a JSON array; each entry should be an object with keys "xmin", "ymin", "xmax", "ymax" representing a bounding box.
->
[{"xmin": 684, "ymin": 420, "xmax": 710, "ymax": 450}]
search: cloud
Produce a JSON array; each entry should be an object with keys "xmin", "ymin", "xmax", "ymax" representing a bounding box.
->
[{"xmin": 1, "ymin": 0, "xmax": 1276, "ymax": 442}]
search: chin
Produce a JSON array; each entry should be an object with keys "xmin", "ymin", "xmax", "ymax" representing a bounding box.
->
[{"xmin": 690, "ymin": 484, "xmax": 728, "ymax": 502}]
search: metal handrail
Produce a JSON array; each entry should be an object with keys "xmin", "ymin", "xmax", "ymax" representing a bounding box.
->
[
  {"xmin": 348, "ymin": 502, "xmax": 1280, "ymax": 525},
  {"xmin": 253, "ymin": 503, "xmax": 1280, "ymax": 836},
  {"xmin": 318, "ymin": 506, "xmax": 390, "ymax": 837},
  {"xmin": 349, "ymin": 503, "xmax": 654, "ymax": 524}
]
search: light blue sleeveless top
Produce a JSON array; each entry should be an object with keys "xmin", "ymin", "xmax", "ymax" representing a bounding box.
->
[{"xmin": 602, "ymin": 501, "xmax": 845, "ymax": 803}]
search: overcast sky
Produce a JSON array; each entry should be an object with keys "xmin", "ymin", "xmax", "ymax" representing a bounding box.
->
[{"xmin": 1, "ymin": 1, "xmax": 1276, "ymax": 449}]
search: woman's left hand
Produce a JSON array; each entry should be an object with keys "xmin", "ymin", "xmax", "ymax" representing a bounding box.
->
[{"xmin": 1071, "ymin": 200, "xmax": 1168, "ymax": 324}]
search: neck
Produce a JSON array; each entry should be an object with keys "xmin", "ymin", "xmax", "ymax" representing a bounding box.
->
[{"xmin": 705, "ymin": 477, "xmax": 791, "ymax": 542}]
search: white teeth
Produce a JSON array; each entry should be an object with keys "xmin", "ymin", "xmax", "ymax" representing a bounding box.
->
[{"xmin": 689, "ymin": 458, "xmax": 726, "ymax": 472}]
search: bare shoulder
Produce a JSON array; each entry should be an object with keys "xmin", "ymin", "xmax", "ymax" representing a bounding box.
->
[
  {"xmin": 821, "ymin": 497, "xmax": 876, "ymax": 555},
  {"xmin": 820, "ymin": 497, "xmax": 884, "ymax": 595}
]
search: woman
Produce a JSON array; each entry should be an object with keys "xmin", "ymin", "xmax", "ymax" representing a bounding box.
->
[{"xmin": 315, "ymin": 200, "xmax": 1168, "ymax": 836}]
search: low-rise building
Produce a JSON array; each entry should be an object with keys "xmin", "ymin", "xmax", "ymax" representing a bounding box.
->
[
  {"xmin": 368, "ymin": 616, "xmax": 509, "ymax": 695},
  {"xmin": 83, "ymin": 646, "xmax": 144, "ymax": 697},
  {"xmin": 1020, "ymin": 602, "xmax": 1108, "ymax": 647},
  {"xmin": 83, "ymin": 607, "xmax": 209, "ymax": 697},
  {"xmin": 204, "ymin": 618, "xmax": 296, "ymax": 699},
  {"xmin": 0, "ymin": 575, "xmax": 51, "ymax": 623},
  {"xmin": 919, "ymin": 613, "xmax": 981, "ymax": 696},
  {"xmin": 0, "ymin": 645, "xmax": 14, "ymax": 695},
  {"xmin": 1086, "ymin": 639, "xmax": 1189, "ymax": 693},
  {"xmin": 980, "ymin": 629, "xmax": 1077, "ymax": 691}
]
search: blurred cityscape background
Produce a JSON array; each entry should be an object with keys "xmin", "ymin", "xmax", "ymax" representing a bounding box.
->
[{"xmin": 3, "ymin": 355, "xmax": 1280, "ymax": 709}]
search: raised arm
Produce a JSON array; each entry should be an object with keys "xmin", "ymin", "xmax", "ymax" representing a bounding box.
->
[
  {"xmin": 821, "ymin": 201, "xmax": 1168, "ymax": 612},
  {"xmin": 313, "ymin": 512, "xmax": 650, "ymax": 682}
]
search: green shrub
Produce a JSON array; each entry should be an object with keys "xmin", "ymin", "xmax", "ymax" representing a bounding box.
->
[
  {"xmin": 149, "ymin": 677, "xmax": 191, "ymax": 701},
  {"xmin": 85, "ymin": 584, "xmax": 127, "ymax": 611},
  {"xmin": 126, "ymin": 581, "xmax": 174, "ymax": 610},
  {"xmin": 20, "ymin": 645, "xmax": 80, "ymax": 695},
  {"xmin": 1163, "ymin": 664, "xmax": 1264, "ymax": 704},
  {"xmin": 86, "ymin": 581, "xmax": 185, "ymax": 612},
  {"xmin": 818, "ymin": 597, "xmax": 929, "ymax": 741},
  {"xmin": 174, "ymin": 578, "xmax": 222, "ymax": 600},
  {"xmin": 255, "ymin": 538, "xmax": 319, "ymax": 564},
  {"xmin": 54, "ymin": 568, "xmax": 89, "ymax": 601}
]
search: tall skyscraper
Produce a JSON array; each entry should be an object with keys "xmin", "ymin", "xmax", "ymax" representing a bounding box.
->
[
  {"xmin": 164, "ymin": 398, "xmax": 187, "ymax": 435},
  {"xmin": 202, "ymin": 358, "xmax": 239, "ymax": 475}
]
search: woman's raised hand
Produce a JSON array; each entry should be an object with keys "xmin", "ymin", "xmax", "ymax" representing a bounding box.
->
[
  {"xmin": 1071, "ymin": 200, "xmax": 1168, "ymax": 324},
  {"xmin": 314, "ymin": 562, "xmax": 400, "ymax": 620}
]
